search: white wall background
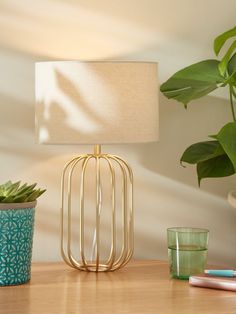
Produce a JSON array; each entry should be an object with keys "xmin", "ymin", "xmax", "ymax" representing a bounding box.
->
[{"xmin": 0, "ymin": 0, "xmax": 236, "ymax": 267}]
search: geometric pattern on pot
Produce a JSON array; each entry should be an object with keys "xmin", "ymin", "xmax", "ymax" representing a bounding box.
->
[{"xmin": 0, "ymin": 207, "xmax": 35, "ymax": 286}]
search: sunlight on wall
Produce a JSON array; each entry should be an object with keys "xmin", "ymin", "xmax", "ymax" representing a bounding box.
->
[
  {"xmin": 0, "ymin": 0, "xmax": 158, "ymax": 59},
  {"xmin": 0, "ymin": 0, "xmax": 232, "ymax": 100},
  {"xmin": 0, "ymin": 0, "xmax": 235, "ymax": 266}
]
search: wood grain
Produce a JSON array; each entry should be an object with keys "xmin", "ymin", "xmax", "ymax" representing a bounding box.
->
[{"xmin": 0, "ymin": 260, "xmax": 236, "ymax": 314}]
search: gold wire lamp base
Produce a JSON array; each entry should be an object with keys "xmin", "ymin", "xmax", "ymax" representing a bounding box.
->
[{"xmin": 61, "ymin": 145, "xmax": 134, "ymax": 272}]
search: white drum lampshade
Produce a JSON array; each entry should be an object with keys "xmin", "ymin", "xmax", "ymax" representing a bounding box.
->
[{"xmin": 35, "ymin": 61, "xmax": 159, "ymax": 144}]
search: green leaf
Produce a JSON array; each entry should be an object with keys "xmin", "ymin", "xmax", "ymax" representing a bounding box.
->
[
  {"xmin": 209, "ymin": 134, "xmax": 218, "ymax": 139},
  {"xmin": 0, "ymin": 187, "xmax": 4, "ymax": 196},
  {"xmin": 25, "ymin": 189, "xmax": 46, "ymax": 202},
  {"xmin": 217, "ymin": 122, "xmax": 236, "ymax": 171},
  {"xmin": 12, "ymin": 191, "xmax": 33, "ymax": 202},
  {"xmin": 16, "ymin": 183, "xmax": 28, "ymax": 192},
  {"xmin": 5, "ymin": 181, "xmax": 21, "ymax": 196},
  {"xmin": 197, "ymin": 154, "xmax": 235, "ymax": 185},
  {"xmin": 160, "ymin": 60, "xmax": 225, "ymax": 107},
  {"xmin": 181, "ymin": 141, "xmax": 225, "ymax": 164},
  {"xmin": 214, "ymin": 26, "xmax": 236, "ymax": 56},
  {"xmin": 221, "ymin": 72, "xmax": 236, "ymax": 87},
  {"xmin": 228, "ymin": 53, "xmax": 236, "ymax": 76},
  {"xmin": 12, "ymin": 195, "xmax": 26, "ymax": 203},
  {"xmin": 0, "ymin": 181, "xmax": 46, "ymax": 203},
  {"xmin": 25, "ymin": 190, "xmax": 38, "ymax": 202},
  {"xmin": 227, "ymin": 53, "xmax": 236, "ymax": 85},
  {"xmin": 2, "ymin": 195, "xmax": 15, "ymax": 203},
  {"xmin": 218, "ymin": 40, "xmax": 236, "ymax": 76},
  {"xmin": 1, "ymin": 181, "xmax": 12, "ymax": 190},
  {"xmin": 17, "ymin": 183, "xmax": 37, "ymax": 194}
]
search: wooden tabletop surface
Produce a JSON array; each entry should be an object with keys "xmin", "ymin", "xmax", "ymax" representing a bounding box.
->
[{"xmin": 0, "ymin": 260, "xmax": 236, "ymax": 314}]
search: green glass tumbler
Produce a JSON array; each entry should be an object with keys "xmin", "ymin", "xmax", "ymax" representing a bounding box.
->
[{"xmin": 167, "ymin": 227, "xmax": 209, "ymax": 280}]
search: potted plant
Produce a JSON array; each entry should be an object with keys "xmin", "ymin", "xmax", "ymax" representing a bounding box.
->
[
  {"xmin": 0, "ymin": 181, "xmax": 46, "ymax": 286},
  {"xmin": 160, "ymin": 26, "xmax": 236, "ymax": 190}
]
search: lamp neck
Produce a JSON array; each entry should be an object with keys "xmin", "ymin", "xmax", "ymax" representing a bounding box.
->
[{"xmin": 94, "ymin": 144, "xmax": 101, "ymax": 155}]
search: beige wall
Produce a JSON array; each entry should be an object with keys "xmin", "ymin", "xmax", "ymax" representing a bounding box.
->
[{"xmin": 0, "ymin": 0, "xmax": 236, "ymax": 267}]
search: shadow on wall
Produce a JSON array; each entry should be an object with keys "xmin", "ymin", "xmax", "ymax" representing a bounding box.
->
[
  {"xmin": 130, "ymin": 93, "xmax": 236, "ymax": 198},
  {"xmin": 36, "ymin": 68, "xmax": 111, "ymax": 143},
  {"xmin": 0, "ymin": 47, "xmax": 236, "ymax": 266},
  {"xmin": 1, "ymin": 52, "xmax": 235, "ymax": 197},
  {"xmin": 36, "ymin": 67, "xmax": 236, "ymax": 199},
  {"xmin": 132, "ymin": 170, "xmax": 236, "ymax": 265},
  {"xmin": 0, "ymin": 93, "xmax": 65, "ymax": 161}
]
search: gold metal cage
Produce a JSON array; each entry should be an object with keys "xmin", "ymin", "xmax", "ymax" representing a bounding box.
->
[{"xmin": 60, "ymin": 145, "xmax": 134, "ymax": 272}]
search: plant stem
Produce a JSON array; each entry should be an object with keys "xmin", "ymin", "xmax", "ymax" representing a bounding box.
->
[
  {"xmin": 229, "ymin": 85, "xmax": 236, "ymax": 122},
  {"xmin": 232, "ymin": 86, "xmax": 236, "ymax": 99}
]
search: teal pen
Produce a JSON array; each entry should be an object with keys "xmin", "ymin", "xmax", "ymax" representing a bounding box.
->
[{"xmin": 204, "ymin": 269, "xmax": 236, "ymax": 277}]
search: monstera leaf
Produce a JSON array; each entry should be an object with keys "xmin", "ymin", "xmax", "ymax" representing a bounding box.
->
[
  {"xmin": 180, "ymin": 141, "xmax": 225, "ymax": 164},
  {"xmin": 180, "ymin": 139, "xmax": 235, "ymax": 184},
  {"xmin": 160, "ymin": 60, "xmax": 225, "ymax": 107},
  {"xmin": 217, "ymin": 122, "xmax": 236, "ymax": 171},
  {"xmin": 214, "ymin": 26, "xmax": 236, "ymax": 56},
  {"xmin": 180, "ymin": 122, "xmax": 236, "ymax": 184},
  {"xmin": 197, "ymin": 155, "xmax": 235, "ymax": 185},
  {"xmin": 227, "ymin": 53, "xmax": 236, "ymax": 83},
  {"xmin": 160, "ymin": 26, "xmax": 236, "ymax": 184},
  {"xmin": 214, "ymin": 26, "xmax": 236, "ymax": 76}
]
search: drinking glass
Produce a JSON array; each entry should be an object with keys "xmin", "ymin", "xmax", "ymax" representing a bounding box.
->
[{"xmin": 167, "ymin": 227, "xmax": 209, "ymax": 279}]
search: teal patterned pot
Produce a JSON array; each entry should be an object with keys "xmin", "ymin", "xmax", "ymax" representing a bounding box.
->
[{"xmin": 0, "ymin": 201, "xmax": 36, "ymax": 286}]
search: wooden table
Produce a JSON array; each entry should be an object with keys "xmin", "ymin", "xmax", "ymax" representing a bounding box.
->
[{"xmin": 0, "ymin": 260, "xmax": 236, "ymax": 314}]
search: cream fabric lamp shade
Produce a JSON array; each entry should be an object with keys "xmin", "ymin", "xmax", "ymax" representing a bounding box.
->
[{"xmin": 35, "ymin": 61, "xmax": 159, "ymax": 144}]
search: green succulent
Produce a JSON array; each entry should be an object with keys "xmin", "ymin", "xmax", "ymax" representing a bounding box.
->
[{"xmin": 0, "ymin": 181, "xmax": 46, "ymax": 203}]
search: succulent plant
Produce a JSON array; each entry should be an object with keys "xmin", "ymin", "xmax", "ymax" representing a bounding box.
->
[{"xmin": 0, "ymin": 181, "xmax": 46, "ymax": 203}]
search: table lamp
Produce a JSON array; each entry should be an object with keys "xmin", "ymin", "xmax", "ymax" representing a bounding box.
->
[{"xmin": 35, "ymin": 61, "xmax": 159, "ymax": 272}]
